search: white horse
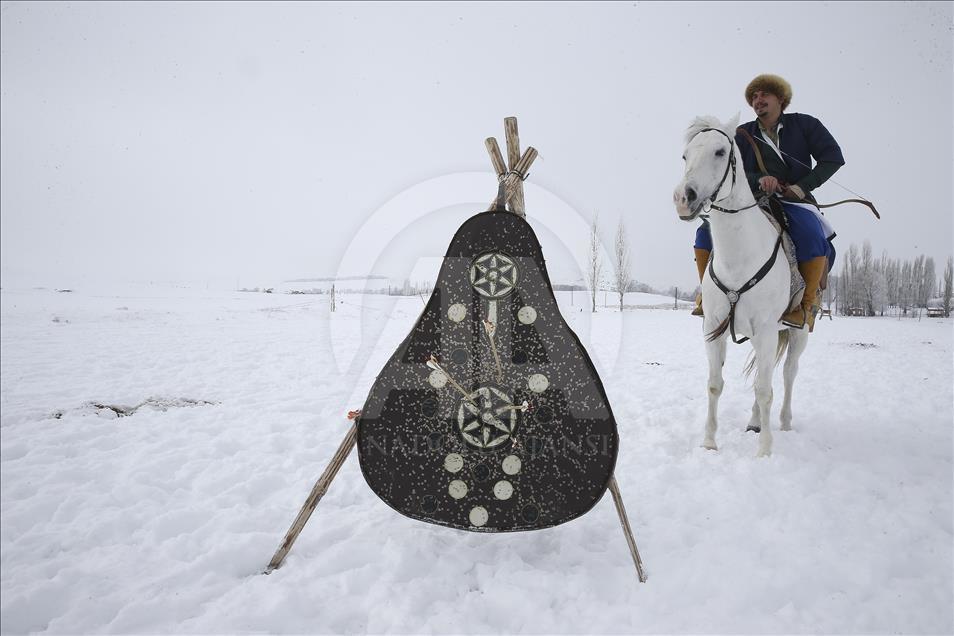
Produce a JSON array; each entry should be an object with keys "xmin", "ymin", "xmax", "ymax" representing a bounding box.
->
[{"xmin": 673, "ymin": 115, "xmax": 809, "ymax": 457}]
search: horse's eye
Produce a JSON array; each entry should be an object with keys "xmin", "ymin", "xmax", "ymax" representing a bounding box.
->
[
  {"xmin": 681, "ymin": 155, "xmax": 686, "ymax": 161},
  {"xmin": 715, "ymin": 149, "xmax": 726, "ymax": 157}
]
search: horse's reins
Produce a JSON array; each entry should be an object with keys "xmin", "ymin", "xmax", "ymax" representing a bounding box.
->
[
  {"xmin": 736, "ymin": 126, "xmax": 881, "ymax": 219},
  {"xmin": 692, "ymin": 127, "xmax": 783, "ymax": 345}
]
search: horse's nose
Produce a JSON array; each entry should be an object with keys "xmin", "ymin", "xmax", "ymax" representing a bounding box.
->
[{"xmin": 686, "ymin": 186, "xmax": 697, "ymax": 204}]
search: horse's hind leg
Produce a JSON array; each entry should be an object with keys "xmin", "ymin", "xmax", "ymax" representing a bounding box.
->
[
  {"xmin": 703, "ymin": 336, "xmax": 727, "ymax": 450},
  {"xmin": 780, "ymin": 329, "xmax": 809, "ymax": 431}
]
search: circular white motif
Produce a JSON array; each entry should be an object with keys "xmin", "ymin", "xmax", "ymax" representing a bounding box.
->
[
  {"xmin": 448, "ymin": 303, "xmax": 466, "ymax": 322},
  {"xmin": 469, "ymin": 506, "xmax": 489, "ymax": 527},
  {"xmin": 448, "ymin": 480, "xmax": 468, "ymax": 499},
  {"xmin": 517, "ymin": 306, "xmax": 537, "ymax": 324},
  {"xmin": 469, "ymin": 252, "xmax": 518, "ymax": 299},
  {"xmin": 457, "ymin": 385, "xmax": 519, "ymax": 450},
  {"xmin": 428, "ymin": 369, "xmax": 448, "ymax": 388},
  {"xmin": 502, "ymin": 454, "xmax": 522, "ymax": 475},
  {"xmin": 444, "ymin": 453, "xmax": 463, "ymax": 473},
  {"xmin": 527, "ymin": 373, "xmax": 549, "ymax": 393},
  {"xmin": 493, "ymin": 480, "xmax": 514, "ymax": 500}
]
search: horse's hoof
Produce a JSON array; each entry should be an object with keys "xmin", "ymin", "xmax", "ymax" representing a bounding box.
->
[
  {"xmin": 780, "ymin": 424, "xmax": 792, "ymax": 432},
  {"xmin": 702, "ymin": 440, "xmax": 718, "ymax": 451},
  {"xmin": 756, "ymin": 448, "xmax": 772, "ymax": 458},
  {"xmin": 746, "ymin": 424, "xmax": 761, "ymax": 433}
]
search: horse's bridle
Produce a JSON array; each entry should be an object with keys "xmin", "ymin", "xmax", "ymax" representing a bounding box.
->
[{"xmin": 691, "ymin": 128, "xmax": 761, "ymax": 215}]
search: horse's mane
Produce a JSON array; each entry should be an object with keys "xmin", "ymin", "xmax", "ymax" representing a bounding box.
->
[{"xmin": 683, "ymin": 114, "xmax": 740, "ymax": 145}]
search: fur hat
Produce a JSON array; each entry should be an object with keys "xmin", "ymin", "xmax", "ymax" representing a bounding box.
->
[{"xmin": 745, "ymin": 74, "xmax": 793, "ymax": 110}]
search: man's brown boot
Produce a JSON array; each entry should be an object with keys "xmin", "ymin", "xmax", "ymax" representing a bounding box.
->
[
  {"xmin": 692, "ymin": 248, "xmax": 710, "ymax": 317},
  {"xmin": 782, "ymin": 256, "xmax": 827, "ymax": 332}
]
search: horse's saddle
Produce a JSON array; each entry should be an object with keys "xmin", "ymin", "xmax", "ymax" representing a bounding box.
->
[{"xmin": 356, "ymin": 209, "xmax": 619, "ymax": 532}]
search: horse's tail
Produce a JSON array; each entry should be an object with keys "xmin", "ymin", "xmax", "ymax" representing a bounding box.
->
[
  {"xmin": 705, "ymin": 317, "xmax": 731, "ymax": 342},
  {"xmin": 742, "ymin": 329, "xmax": 791, "ymax": 378}
]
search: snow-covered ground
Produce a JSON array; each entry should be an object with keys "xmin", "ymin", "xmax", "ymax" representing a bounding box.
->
[{"xmin": 1, "ymin": 283, "xmax": 951, "ymax": 634}]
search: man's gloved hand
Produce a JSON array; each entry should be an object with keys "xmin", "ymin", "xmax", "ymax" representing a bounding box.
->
[
  {"xmin": 759, "ymin": 176, "xmax": 782, "ymax": 194},
  {"xmin": 784, "ymin": 184, "xmax": 806, "ymax": 200}
]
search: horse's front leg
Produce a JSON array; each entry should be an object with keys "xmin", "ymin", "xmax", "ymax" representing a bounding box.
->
[
  {"xmin": 751, "ymin": 329, "xmax": 778, "ymax": 457},
  {"xmin": 703, "ymin": 335, "xmax": 727, "ymax": 450},
  {"xmin": 746, "ymin": 399, "xmax": 761, "ymax": 433}
]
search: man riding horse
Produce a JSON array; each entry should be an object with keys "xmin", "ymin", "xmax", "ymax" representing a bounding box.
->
[{"xmin": 692, "ymin": 74, "xmax": 843, "ymax": 331}]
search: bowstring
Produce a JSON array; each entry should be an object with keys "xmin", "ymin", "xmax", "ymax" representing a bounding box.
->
[{"xmin": 751, "ymin": 133, "xmax": 874, "ymax": 203}]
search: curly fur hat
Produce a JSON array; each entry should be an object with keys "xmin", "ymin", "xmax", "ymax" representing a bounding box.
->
[{"xmin": 745, "ymin": 74, "xmax": 793, "ymax": 110}]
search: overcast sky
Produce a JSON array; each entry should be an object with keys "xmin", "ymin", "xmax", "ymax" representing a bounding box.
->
[{"xmin": 1, "ymin": 1, "xmax": 951, "ymax": 291}]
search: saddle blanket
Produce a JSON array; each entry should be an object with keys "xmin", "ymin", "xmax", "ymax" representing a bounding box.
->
[{"xmin": 760, "ymin": 205, "xmax": 806, "ymax": 312}]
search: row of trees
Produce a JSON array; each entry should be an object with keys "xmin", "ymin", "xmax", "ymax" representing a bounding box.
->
[
  {"xmin": 589, "ymin": 215, "xmax": 953, "ymax": 318},
  {"xmin": 589, "ymin": 214, "xmax": 640, "ymax": 312},
  {"xmin": 827, "ymin": 241, "xmax": 952, "ymax": 317},
  {"xmin": 588, "ymin": 214, "xmax": 696, "ymax": 312}
]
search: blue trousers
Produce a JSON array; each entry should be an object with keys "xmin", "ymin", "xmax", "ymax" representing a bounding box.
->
[{"xmin": 694, "ymin": 201, "xmax": 836, "ymax": 269}]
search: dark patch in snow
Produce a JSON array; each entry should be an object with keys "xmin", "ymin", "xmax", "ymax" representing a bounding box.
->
[
  {"xmin": 849, "ymin": 342, "xmax": 878, "ymax": 349},
  {"xmin": 52, "ymin": 397, "xmax": 217, "ymax": 420}
]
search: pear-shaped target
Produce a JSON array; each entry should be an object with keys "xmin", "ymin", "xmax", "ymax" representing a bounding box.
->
[{"xmin": 357, "ymin": 210, "xmax": 619, "ymax": 532}]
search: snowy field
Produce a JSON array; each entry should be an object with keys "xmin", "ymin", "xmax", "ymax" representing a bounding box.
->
[{"xmin": 1, "ymin": 283, "xmax": 952, "ymax": 635}]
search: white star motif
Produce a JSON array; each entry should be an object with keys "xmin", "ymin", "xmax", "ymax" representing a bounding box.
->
[
  {"xmin": 457, "ymin": 386, "xmax": 518, "ymax": 449},
  {"xmin": 469, "ymin": 252, "xmax": 517, "ymax": 298}
]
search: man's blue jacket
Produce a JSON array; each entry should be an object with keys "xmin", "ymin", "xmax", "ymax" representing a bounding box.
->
[{"xmin": 734, "ymin": 112, "xmax": 845, "ymax": 198}]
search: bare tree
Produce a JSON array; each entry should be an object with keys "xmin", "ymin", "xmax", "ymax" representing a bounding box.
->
[
  {"xmin": 844, "ymin": 244, "xmax": 859, "ymax": 314},
  {"xmin": 921, "ymin": 257, "xmax": 936, "ymax": 307},
  {"xmin": 613, "ymin": 219, "xmax": 632, "ymax": 312},
  {"xmin": 944, "ymin": 256, "xmax": 953, "ymax": 317},
  {"xmin": 883, "ymin": 254, "xmax": 899, "ymax": 309},
  {"xmin": 912, "ymin": 255, "xmax": 925, "ymax": 307},
  {"xmin": 587, "ymin": 212, "xmax": 603, "ymax": 312},
  {"xmin": 861, "ymin": 240, "xmax": 874, "ymax": 315}
]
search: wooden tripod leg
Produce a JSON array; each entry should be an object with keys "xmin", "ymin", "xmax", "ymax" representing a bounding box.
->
[
  {"xmin": 608, "ymin": 475, "xmax": 647, "ymax": 583},
  {"xmin": 266, "ymin": 421, "xmax": 358, "ymax": 573},
  {"xmin": 504, "ymin": 116, "xmax": 527, "ymax": 218}
]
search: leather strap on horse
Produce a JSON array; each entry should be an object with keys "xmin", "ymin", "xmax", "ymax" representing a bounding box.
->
[
  {"xmin": 706, "ymin": 234, "xmax": 784, "ymax": 345},
  {"xmin": 736, "ymin": 126, "xmax": 881, "ymax": 219}
]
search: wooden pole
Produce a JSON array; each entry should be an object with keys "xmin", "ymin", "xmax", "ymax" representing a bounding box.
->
[
  {"xmin": 504, "ymin": 117, "xmax": 527, "ymax": 217},
  {"xmin": 512, "ymin": 146, "xmax": 539, "ymax": 179},
  {"xmin": 607, "ymin": 475, "xmax": 647, "ymax": 582},
  {"xmin": 266, "ymin": 419, "xmax": 358, "ymax": 573},
  {"xmin": 485, "ymin": 137, "xmax": 507, "ymax": 177}
]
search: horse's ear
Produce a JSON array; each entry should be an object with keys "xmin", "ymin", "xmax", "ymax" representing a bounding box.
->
[{"xmin": 725, "ymin": 112, "xmax": 741, "ymax": 135}]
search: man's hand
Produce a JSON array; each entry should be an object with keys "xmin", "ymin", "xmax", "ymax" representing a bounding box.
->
[{"xmin": 759, "ymin": 176, "xmax": 782, "ymax": 194}]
